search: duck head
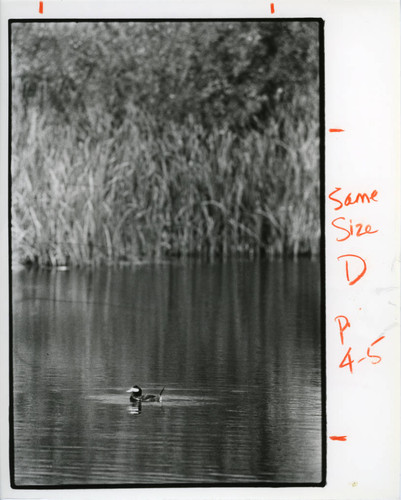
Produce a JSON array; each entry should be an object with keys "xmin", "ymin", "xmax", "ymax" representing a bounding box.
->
[{"xmin": 126, "ymin": 385, "xmax": 142, "ymax": 397}]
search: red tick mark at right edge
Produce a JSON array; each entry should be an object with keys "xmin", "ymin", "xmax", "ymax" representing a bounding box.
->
[
  {"xmin": 330, "ymin": 436, "xmax": 347, "ymax": 441},
  {"xmin": 39, "ymin": 1, "xmax": 43, "ymax": 13},
  {"xmin": 329, "ymin": 128, "xmax": 345, "ymax": 132},
  {"xmin": 270, "ymin": 3, "xmax": 275, "ymax": 14}
]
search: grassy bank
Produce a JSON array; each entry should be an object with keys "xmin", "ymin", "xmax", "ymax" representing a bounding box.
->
[{"xmin": 11, "ymin": 98, "xmax": 320, "ymax": 267}]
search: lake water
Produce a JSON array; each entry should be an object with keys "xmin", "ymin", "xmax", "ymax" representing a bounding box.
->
[{"xmin": 11, "ymin": 259, "xmax": 323, "ymax": 486}]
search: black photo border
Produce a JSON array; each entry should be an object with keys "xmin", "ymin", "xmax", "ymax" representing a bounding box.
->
[{"xmin": 8, "ymin": 17, "xmax": 326, "ymax": 490}]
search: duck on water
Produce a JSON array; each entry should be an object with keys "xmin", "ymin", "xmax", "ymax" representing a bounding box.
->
[{"xmin": 126, "ymin": 385, "xmax": 165, "ymax": 403}]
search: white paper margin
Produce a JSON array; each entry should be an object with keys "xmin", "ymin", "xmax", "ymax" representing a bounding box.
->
[{"xmin": 1, "ymin": 1, "xmax": 399, "ymax": 499}]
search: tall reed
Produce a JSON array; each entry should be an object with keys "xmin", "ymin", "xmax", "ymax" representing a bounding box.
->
[{"xmin": 11, "ymin": 99, "xmax": 320, "ymax": 267}]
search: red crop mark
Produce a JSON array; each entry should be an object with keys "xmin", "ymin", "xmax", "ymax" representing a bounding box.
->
[
  {"xmin": 329, "ymin": 128, "xmax": 344, "ymax": 132},
  {"xmin": 270, "ymin": 3, "xmax": 275, "ymax": 14},
  {"xmin": 330, "ymin": 436, "xmax": 347, "ymax": 441},
  {"xmin": 39, "ymin": 1, "xmax": 43, "ymax": 13}
]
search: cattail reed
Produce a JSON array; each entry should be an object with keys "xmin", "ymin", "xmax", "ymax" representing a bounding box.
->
[{"xmin": 11, "ymin": 98, "xmax": 320, "ymax": 267}]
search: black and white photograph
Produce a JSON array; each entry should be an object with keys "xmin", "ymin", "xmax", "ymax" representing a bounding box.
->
[{"xmin": 10, "ymin": 19, "xmax": 324, "ymax": 487}]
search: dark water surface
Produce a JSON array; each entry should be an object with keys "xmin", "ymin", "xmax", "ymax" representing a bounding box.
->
[{"xmin": 12, "ymin": 260, "xmax": 323, "ymax": 486}]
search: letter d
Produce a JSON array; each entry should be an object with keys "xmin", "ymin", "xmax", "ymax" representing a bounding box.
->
[{"xmin": 337, "ymin": 254, "xmax": 367, "ymax": 286}]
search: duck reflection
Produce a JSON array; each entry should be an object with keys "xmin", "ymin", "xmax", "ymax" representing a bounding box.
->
[{"xmin": 128, "ymin": 401, "xmax": 142, "ymax": 415}]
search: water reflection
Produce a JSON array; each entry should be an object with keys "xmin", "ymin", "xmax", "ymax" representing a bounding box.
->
[
  {"xmin": 12, "ymin": 259, "xmax": 322, "ymax": 485},
  {"xmin": 128, "ymin": 402, "xmax": 142, "ymax": 415}
]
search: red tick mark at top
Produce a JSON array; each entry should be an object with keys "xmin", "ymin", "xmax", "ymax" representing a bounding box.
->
[
  {"xmin": 39, "ymin": 1, "xmax": 43, "ymax": 13},
  {"xmin": 329, "ymin": 128, "xmax": 344, "ymax": 132},
  {"xmin": 270, "ymin": 3, "xmax": 275, "ymax": 14},
  {"xmin": 330, "ymin": 436, "xmax": 347, "ymax": 441}
]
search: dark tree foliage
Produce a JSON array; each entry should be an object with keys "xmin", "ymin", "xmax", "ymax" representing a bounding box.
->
[{"xmin": 12, "ymin": 21, "xmax": 319, "ymax": 134}]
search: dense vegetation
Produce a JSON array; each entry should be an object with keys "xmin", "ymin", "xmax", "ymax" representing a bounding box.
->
[{"xmin": 11, "ymin": 21, "xmax": 320, "ymax": 266}]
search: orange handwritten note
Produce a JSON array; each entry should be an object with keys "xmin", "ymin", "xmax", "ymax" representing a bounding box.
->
[
  {"xmin": 329, "ymin": 180, "xmax": 382, "ymax": 374},
  {"xmin": 329, "ymin": 187, "xmax": 379, "ymax": 286}
]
